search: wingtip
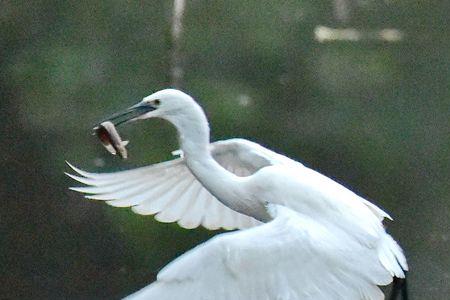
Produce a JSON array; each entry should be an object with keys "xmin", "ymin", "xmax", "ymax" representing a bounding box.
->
[
  {"xmin": 69, "ymin": 186, "xmax": 92, "ymax": 194},
  {"xmin": 384, "ymin": 210, "xmax": 394, "ymax": 221},
  {"xmin": 65, "ymin": 161, "xmax": 77, "ymax": 171},
  {"xmin": 65, "ymin": 172, "xmax": 83, "ymax": 181},
  {"xmin": 65, "ymin": 161, "xmax": 95, "ymax": 178},
  {"xmin": 85, "ymin": 194, "xmax": 112, "ymax": 201},
  {"xmin": 68, "ymin": 186, "xmax": 84, "ymax": 194},
  {"xmin": 65, "ymin": 172, "xmax": 99, "ymax": 186},
  {"xmin": 65, "ymin": 161, "xmax": 83, "ymax": 174}
]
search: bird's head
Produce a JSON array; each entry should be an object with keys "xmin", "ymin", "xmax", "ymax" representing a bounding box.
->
[{"xmin": 103, "ymin": 89, "xmax": 202, "ymax": 127}]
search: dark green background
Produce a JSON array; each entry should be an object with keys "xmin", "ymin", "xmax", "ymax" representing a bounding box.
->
[{"xmin": 1, "ymin": 1, "xmax": 449, "ymax": 299}]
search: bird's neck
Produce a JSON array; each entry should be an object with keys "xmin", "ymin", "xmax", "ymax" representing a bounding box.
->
[{"xmin": 169, "ymin": 106, "xmax": 261, "ymax": 219}]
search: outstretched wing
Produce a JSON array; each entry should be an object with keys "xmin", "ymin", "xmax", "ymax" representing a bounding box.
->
[
  {"xmin": 124, "ymin": 205, "xmax": 394, "ymax": 300},
  {"xmin": 67, "ymin": 139, "xmax": 284, "ymax": 231},
  {"xmin": 67, "ymin": 138, "xmax": 392, "ymax": 231}
]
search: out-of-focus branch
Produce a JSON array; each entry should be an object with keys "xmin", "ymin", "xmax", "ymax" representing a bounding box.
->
[
  {"xmin": 322, "ymin": 1, "xmax": 404, "ymax": 43},
  {"xmin": 170, "ymin": 0, "xmax": 186, "ymax": 89},
  {"xmin": 314, "ymin": 26, "xmax": 404, "ymax": 43}
]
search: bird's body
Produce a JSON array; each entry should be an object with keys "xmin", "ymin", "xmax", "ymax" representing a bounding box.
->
[{"xmin": 68, "ymin": 89, "xmax": 407, "ymax": 299}]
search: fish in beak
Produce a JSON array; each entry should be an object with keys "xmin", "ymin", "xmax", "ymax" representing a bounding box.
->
[{"xmin": 92, "ymin": 102, "xmax": 155, "ymax": 159}]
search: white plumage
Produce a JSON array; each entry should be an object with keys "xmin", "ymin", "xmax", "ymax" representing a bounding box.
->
[{"xmin": 67, "ymin": 89, "xmax": 407, "ymax": 299}]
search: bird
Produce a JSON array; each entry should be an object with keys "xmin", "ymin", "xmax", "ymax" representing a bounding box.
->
[{"xmin": 67, "ymin": 89, "xmax": 408, "ymax": 300}]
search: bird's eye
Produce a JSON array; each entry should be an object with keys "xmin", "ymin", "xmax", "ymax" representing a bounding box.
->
[{"xmin": 152, "ymin": 99, "xmax": 161, "ymax": 107}]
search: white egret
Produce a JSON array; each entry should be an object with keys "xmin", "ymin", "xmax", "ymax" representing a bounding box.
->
[{"xmin": 67, "ymin": 89, "xmax": 408, "ymax": 300}]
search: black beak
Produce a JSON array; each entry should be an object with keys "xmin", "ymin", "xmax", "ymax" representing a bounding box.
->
[{"xmin": 99, "ymin": 102, "xmax": 155, "ymax": 127}]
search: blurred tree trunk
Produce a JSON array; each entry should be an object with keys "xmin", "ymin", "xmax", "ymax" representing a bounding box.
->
[{"xmin": 170, "ymin": 0, "xmax": 186, "ymax": 88}]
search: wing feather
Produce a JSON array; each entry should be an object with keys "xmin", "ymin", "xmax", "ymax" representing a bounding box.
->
[
  {"xmin": 67, "ymin": 138, "xmax": 392, "ymax": 232},
  {"xmin": 67, "ymin": 152, "xmax": 259, "ymax": 230},
  {"xmin": 219, "ymin": 205, "xmax": 238, "ymax": 230},
  {"xmin": 154, "ymin": 178, "xmax": 198, "ymax": 223},
  {"xmin": 200, "ymin": 195, "xmax": 222, "ymax": 230},
  {"xmin": 125, "ymin": 205, "xmax": 391, "ymax": 300},
  {"xmin": 106, "ymin": 172, "xmax": 188, "ymax": 208},
  {"xmin": 176, "ymin": 188, "xmax": 207, "ymax": 229},
  {"xmin": 132, "ymin": 176, "xmax": 193, "ymax": 216}
]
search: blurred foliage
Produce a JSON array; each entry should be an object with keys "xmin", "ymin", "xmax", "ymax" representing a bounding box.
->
[{"xmin": 1, "ymin": 0, "xmax": 449, "ymax": 298}]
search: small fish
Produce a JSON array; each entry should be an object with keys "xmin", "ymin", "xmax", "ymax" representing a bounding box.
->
[{"xmin": 93, "ymin": 121, "xmax": 129, "ymax": 159}]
